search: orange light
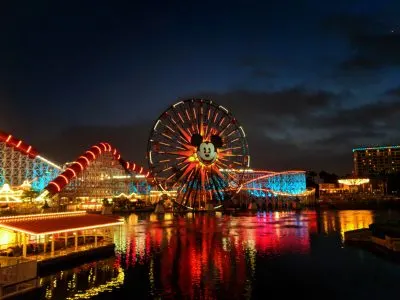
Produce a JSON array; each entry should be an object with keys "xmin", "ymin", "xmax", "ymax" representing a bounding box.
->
[
  {"xmin": 132, "ymin": 163, "xmax": 136, "ymax": 170},
  {"xmin": 117, "ymin": 154, "xmax": 121, "ymax": 160},
  {"xmin": 79, "ymin": 156, "xmax": 90, "ymax": 165},
  {"xmin": 0, "ymin": 211, "xmax": 86, "ymax": 221},
  {"xmin": 49, "ymin": 182, "xmax": 61, "ymax": 192},
  {"xmin": 86, "ymin": 151, "xmax": 96, "ymax": 160},
  {"xmin": 74, "ymin": 161, "xmax": 84, "ymax": 171},
  {"xmin": 6, "ymin": 135, "xmax": 12, "ymax": 142},
  {"xmin": 93, "ymin": 145, "xmax": 102, "ymax": 154},
  {"xmin": 126, "ymin": 162, "xmax": 130, "ymax": 169},
  {"xmin": 26, "ymin": 146, "xmax": 32, "ymax": 153},
  {"xmin": 60, "ymin": 174, "xmax": 69, "ymax": 184},
  {"xmin": 139, "ymin": 167, "xmax": 143, "ymax": 173},
  {"xmin": 0, "ymin": 220, "xmax": 123, "ymax": 236},
  {"xmin": 16, "ymin": 140, "xmax": 22, "ymax": 148},
  {"xmin": 100, "ymin": 143, "xmax": 107, "ymax": 151},
  {"xmin": 66, "ymin": 168, "xmax": 77, "ymax": 177}
]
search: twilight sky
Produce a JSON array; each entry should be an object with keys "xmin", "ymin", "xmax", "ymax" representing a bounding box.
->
[{"xmin": 1, "ymin": 0, "xmax": 400, "ymax": 175}]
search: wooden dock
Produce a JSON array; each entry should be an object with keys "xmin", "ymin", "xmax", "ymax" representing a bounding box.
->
[{"xmin": 0, "ymin": 212, "xmax": 124, "ymax": 298}]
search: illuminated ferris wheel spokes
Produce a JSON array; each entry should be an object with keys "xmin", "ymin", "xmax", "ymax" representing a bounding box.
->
[{"xmin": 148, "ymin": 99, "xmax": 249, "ymax": 208}]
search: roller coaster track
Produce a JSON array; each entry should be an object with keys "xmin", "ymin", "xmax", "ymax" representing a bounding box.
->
[
  {"xmin": 0, "ymin": 130, "xmax": 151, "ymax": 196},
  {"xmin": 45, "ymin": 142, "xmax": 152, "ymax": 195}
]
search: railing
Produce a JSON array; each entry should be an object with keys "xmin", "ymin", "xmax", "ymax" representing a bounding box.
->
[
  {"xmin": 35, "ymin": 238, "xmax": 114, "ymax": 261},
  {"xmin": 1, "ymin": 236, "xmax": 114, "ymax": 262}
]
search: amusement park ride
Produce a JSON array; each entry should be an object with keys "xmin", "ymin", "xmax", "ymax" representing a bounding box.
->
[
  {"xmin": 148, "ymin": 99, "xmax": 249, "ymax": 209},
  {"xmin": 0, "ymin": 98, "xmax": 312, "ymax": 210}
]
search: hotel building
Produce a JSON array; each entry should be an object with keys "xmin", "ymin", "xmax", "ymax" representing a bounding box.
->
[{"xmin": 353, "ymin": 145, "xmax": 400, "ymax": 176}]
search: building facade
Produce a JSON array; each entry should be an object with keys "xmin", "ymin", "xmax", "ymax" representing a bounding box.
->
[{"xmin": 353, "ymin": 146, "xmax": 400, "ymax": 176}]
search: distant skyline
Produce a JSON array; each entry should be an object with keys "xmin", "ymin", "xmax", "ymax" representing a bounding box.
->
[{"xmin": 2, "ymin": 0, "xmax": 400, "ymax": 175}]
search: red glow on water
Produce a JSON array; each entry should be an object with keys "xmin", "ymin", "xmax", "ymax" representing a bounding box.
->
[{"xmin": 121, "ymin": 211, "xmax": 317, "ymax": 298}]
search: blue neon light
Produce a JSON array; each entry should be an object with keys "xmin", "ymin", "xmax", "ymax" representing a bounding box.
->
[
  {"xmin": 246, "ymin": 172, "xmax": 306, "ymax": 197},
  {"xmin": 0, "ymin": 158, "xmax": 60, "ymax": 191},
  {"xmin": 31, "ymin": 160, "xmax": 61, "ymax": 191},
  {"xmin": 129, "ymin": 181, "xmax": 151, "ymax": 195},
  {"xmin": 352, "ymin": 145, "xmax": 400, "ymax": 152},
  {"xmin": 0, "ymin": 168, "xmax": 4, "ymax": 187}
]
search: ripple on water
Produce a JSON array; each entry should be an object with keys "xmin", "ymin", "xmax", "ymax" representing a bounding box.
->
[{"xmin": 34, "ymin": 210, "xmax": 400, "ymax": 300}]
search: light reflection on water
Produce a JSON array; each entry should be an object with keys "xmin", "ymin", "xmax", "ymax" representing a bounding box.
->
[
  {"xmin": 38, "ymin": 258, "xmax": 123, "ymax": 300},
  {"xmin": 36, "ymin": 210, "xmax": 400, "ymax": 299}
]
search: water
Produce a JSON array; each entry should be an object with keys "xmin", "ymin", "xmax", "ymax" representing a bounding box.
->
[{"xmin": 31, "ymin": 210, "xmax": 400, "ymax": 299}]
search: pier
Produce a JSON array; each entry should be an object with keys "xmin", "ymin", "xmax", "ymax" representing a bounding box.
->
[{"xmin": 0, "ymin": 211, "xmax": 123, "ymax": 298}]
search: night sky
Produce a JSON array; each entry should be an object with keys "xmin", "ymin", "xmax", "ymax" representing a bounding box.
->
[{"xmin": 2, "ymin": 0, "xmax": 400, "ymax": 175}]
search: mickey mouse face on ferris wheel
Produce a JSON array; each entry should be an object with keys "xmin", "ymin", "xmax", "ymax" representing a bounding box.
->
[{"xmin": 190, "ymin": 134, "xmax": 223, "ymax": 165}]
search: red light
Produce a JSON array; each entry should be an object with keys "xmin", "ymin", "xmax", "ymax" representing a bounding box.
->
[
  {"xmin": 79, "ymin": 156, "xmax": 90, "ymax": 165},
  {"xmin": 66, "ymin": 168, "xmax": 77, "ymax": 177},
  {"xmin": 93, "ymin": 145, "xmax": 102, "ymax": 154},
  {"xmin": 86, "ymin": 151, "xmax": 96, "ymax": 160},
  {"xmin": 60, "ymin": 175, "xmax": 69, "ymax": 184},
  {"xmin": 49, "ymin": 182, "xmax": 61, "ymax": 192}
]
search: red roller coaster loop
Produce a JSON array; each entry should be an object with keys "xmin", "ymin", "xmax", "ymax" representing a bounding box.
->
[
  {"xmin": 46, "ymin": 142, "xmax": 152, "ymax": 194},
  {"xmin": 0, "ymin": 130, "xmax": 39, "ymax": 159}
]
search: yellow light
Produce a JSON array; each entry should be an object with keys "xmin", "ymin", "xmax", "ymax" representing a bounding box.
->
[
  {"xmin": 0, "ymin": 228, "xmax": 15, "ymax": 249},
  {"xmin": 65, "ymin": 267, "xmax": 124, "ymax": 299},
  {"xmin": 338, "ymin": 178, "xmax": 370, "ymax": 186},
  {"xmin": 0, "ymin": 220, "xmax": 123, "ymax": 236}
]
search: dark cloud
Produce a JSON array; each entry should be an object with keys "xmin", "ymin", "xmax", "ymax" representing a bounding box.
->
[
  {"xmin": 250, "ymin": 69, "xmax": 276, "ymax": 79},
  {"xmin": 322, "ymin": 14, "xmax": 385, "ymax": 37},
  {"xmin": 348, "ymin": 33, "xmax": 400, "ymax": 68},
  {"xmin": 187, "ymin": 89, "xmax": 346, "ymax": 172},
  {"xmin": 189, "ymin": 89, "xmax": 400, "ymax": 174},
  {"xmin": 6, "ymin": 86, "xmax": 400, "ymax": 176},
  {"xmin": 339, "ymin": 56, "xmax": 382, "ymax": 72},
  {"xmin": 309, "ymin": 99, "xmax": 400, "ymax": 131},
  {"xmin": 385, "ymin": 86, "xmax": 400, "ymax": 97},
  {"xmin": 201, "ymin": 88, "xmax": 339, "ymax": 118},
  {"xmin": 324, "ymin": 13, "xmax": 400, "ymax": 72}
]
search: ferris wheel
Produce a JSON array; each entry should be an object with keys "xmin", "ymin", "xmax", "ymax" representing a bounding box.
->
[{"xmin": 147, "ymin": 99, "xmax": 250, "ymax": 209}]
